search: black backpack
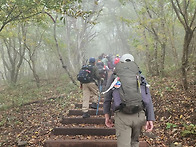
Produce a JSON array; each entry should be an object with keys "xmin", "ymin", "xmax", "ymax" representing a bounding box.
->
[
  {"xmin": 77, "ymin": 64, "xmax": 93, "ymax": 83},
  {"xmin": 96, "ymin": 61, "xmax": 104, "ymax": 74},
  {"xmin": 114, "ymin": 61, "xmax": 144, "ymax": 114}
]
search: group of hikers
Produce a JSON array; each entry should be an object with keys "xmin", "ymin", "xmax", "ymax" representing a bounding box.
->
[
  {"xmin": 95, "ymin": 53, "xmax": 121, "ymax": 87},
  {"xmin": 77, "ymin": 53, "xmax": 155, "ymax": 147}
]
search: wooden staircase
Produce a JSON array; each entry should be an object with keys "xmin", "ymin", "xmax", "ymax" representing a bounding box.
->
[{"xmin": 44, "ymin": 98, "xmax": 149, "ymax": 147}]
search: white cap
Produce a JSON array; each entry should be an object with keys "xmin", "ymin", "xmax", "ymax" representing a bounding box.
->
[{"xmin": 120, "ymin": 54, "xmax": 134, "ymax": 62}]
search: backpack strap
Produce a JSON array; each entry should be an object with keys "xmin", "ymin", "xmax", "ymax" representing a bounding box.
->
[
  {"xmin": 101, "ymin": 77, "xmax": 119, "ymax": 94},
  {"xmin": 140, "ymin": 74, "xmax": 150, "ymax": 94},
  {"xmin": 136, "ymin": 75, "xmax": 141, "ymax": 93}
]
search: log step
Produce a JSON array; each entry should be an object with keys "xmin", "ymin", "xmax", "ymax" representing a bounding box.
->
[
  {"xmin": 75, "ymin": 103, "xmax": 103, "ymax": 108},
  {"xmin": 61, "ymin": 117, "xmax": 114, "ymax": 124},
  {"xmin": 67, "ymin": 109, "xmax": 104, "ymax": 116},
  {"xmin": 52, "ymin": 127, "xmax": 115, "ymax": 136},
  {"xmin": 44, "ymin": 139, "xmax": 149, "ymax": 147}
]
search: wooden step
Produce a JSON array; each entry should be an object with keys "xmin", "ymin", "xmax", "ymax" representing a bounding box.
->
[
  {"xmin": 61, "ymin": 117, "xmax": 114, "ymax": 124},
  {"xmin": 44, "ymin": 139, "xmax": 116, "ymax": 147},
  {"xmin": 67, "ymin": 109, "xmax": 104, "ymax": 116},
  {"xmin": 75, "ymin": 103, "xmax": 103, "ymax": 108},
  {"xmin": 52, "ymin": 127, "xmax": 115, "ymax": 136},
  {"xmin": 44, "ymin": 139, "xmax": 149, "ymax": 147},
  {"xmin": 45, "ymin": 95, "xmax": 149, "ymax": 147}
]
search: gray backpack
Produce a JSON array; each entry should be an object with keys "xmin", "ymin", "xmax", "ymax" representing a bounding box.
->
[{"xmin": 114, "ymin": 61, "xmax": 144, "ymax": 114}]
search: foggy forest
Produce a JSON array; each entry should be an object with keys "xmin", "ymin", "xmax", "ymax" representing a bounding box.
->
[{"xmin": 0, "ymin": 0, "xmax": 195, "ymax": 147}]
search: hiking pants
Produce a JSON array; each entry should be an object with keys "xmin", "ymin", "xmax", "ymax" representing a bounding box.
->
[
  {"xmin": 114, "ymin": 111, "xmax": 146, "ymax": 147},
  {"xmin": 82, "ymin": 82, "xmax": 99, "ymax": 113}
]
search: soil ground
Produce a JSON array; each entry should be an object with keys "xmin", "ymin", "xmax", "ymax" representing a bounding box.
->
[{"xmin": 0, "ymin": 77, "xmax": 195, "ymax": 147}]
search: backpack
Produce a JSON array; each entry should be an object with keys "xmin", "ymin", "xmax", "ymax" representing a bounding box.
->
[
  {"xmin": 77, "ymin": 64, "xmax": 93, "ymax": 83},
  {"xmin": 96, "ymin": 61, "xmax": 105, "ymax": 74},
  {"xmin": 114, "ymin": 57, "xmax": 120, "ymax": 65},
  {"xmin": 113, "ymin": 61, "xmax": 144, "ymax": 114}
]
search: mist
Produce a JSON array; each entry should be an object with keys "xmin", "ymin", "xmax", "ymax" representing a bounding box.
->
[{"xmin": 0, "ymin": 0, "xmax": 195, "ymax": 86}]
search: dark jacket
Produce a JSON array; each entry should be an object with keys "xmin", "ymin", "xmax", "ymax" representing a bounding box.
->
[
  {"xmin": 89, "ymin": 62, "xmax": 101, "ymax": 82},
  {"xmin": 103, "ymin": 73, "xmax": 155, "ymax": 121}
]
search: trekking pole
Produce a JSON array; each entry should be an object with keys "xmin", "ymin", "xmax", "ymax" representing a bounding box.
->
[{"xmin": 96, "ymin": 80, "xmax": 102, "ymax": 115}]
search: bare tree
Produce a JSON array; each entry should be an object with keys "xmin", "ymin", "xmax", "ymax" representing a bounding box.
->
[
  {"xmin": 53, "ymin": 14, "xmax": 78, "ymax": 86},
  {"xmin": 22, "ymin": 24, "xmax": 44, "ymax": 88},
  {"xmin": 0, "ymin": 25, "xmax": 26, "ymax": 85},
  {"xmin": 131, "ymin": 0, "xmax": 168, "ymax": 76},
  {"xmin": 171, "ymin": 0, "xmax": 196, "ymax": 90},
  {"xmin": 63, "ymin": 0, "xmax": 102, "ymax": 69}
]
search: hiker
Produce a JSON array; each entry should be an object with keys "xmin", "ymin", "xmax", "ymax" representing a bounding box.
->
[
  {"xmin": 96, "ymin": 56, "xmax": 105, "ymax": 75},
  {"xmin": 96, "ymin": 56, "xmax": 107, "ymax": 87},
  {"xmin": 114, "ymin": 54, "xmax": 120, "ymax": 66},
  {"xmin": 103, "ymin": 54, "xmax": 155, "ymax": 147},
  {"xmin": 80, "ymin": 57, "xmax": 101, "ymax": 118},
  {"xmin": 106, "ymin": 54, "xmax": 115, "ymax": 71}
]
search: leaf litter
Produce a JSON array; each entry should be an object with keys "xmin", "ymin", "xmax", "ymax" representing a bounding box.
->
[{"xmin": 0, "ymin": 77, "xmax": 195, "ymax": 147}]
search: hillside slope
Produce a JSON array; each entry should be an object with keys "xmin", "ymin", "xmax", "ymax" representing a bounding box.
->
[{"xmin": 0, "ymin": 77, "xmax": 195, "ymax": 147}]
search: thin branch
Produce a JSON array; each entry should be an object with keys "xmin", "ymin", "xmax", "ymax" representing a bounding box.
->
[
  {"xmin": 171, "ymin": 0, "xmax": 186, "ymax": 29},
  {"xmin": 131, "ymin": 0, "xmax": 142, "ymax": 21},
  {"xmin": 144, "ymin": 0, "xmax": 153, "ymax": 19},
  {"xmin": 190, "ymin": 8, "xmax": 196, "ymax": 28},
  {"xmin": 4, "ymin": 4, "xmax": 17, "ymax": 23},
  {"xmin": 193, "ymin": 26, "xmax": 196, "ymax": 32},
  {"xmin": 44, "ymin": 11, "xmax": 55, "ymax": 23},
  {"xmin": 184, "ymin": 0, "xmax": 188, "ymax": 23},
  {"xmin": 176, "ymin": 0, "xmax": 189, "ymax": 27},
  {"xmin": 0, "ymin": 11, "xmax": 42, "ymax": 32}
]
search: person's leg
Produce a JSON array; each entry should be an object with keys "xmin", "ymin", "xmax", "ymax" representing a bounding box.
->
[
  {"xmin": 82, "ymin": 84, "xmax": 90, "ymax": 113},
  {"xmin": 114, "ymin": 112, "xmax": 132, "ymax": 147},
  {"xmin": 88, "ymin": 82, "xmax": 99, "ymax": 103},
  {"xmin": 114, "ymin": 111, "xmax": 146, "ymax": 147},
  {"xmin": 104, "ymin": 70, "xmax": 108, "ymax": 86},
  {"xmin": 131, "ymin": 111, "xmax": 146, "ymax": 147}
]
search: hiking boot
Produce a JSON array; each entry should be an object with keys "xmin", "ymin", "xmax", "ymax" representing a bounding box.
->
[
  {"xmin": 91, "ymin": 102, "xmax": 97, "ymax": 109},
  {"xmin": 82, "ymin": 112, "xmax": 90, "ymax": 118}
]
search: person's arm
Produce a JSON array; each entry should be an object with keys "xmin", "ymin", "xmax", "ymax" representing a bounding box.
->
[
  {"xmin": 103, "ymin": 74, "xmax": 114, "ymax": 127},
  {"xmin": 140, "ymin": 76, "xmax": 155, "ymax": 132},
  {"xmin": 143, "ymin": 96, "xmax": 154, "ymax": 132},
  {"xmin": 140, "ymin": 76, "xmax": 155, "ymax": 121},
  {"xmin": 144, "ymin": 95, "xmax": 155, "ymax": 121}
]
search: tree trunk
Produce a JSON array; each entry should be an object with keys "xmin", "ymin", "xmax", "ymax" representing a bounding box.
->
[
  {"xmin": 53, "ymin": 14, "xmax": 78, "ymax": 86},
  {"xmin": 1, "ymin": 25, "xmax": 25, "ymax": 85},
  {"xmin": 65, "ymin": 15, "xmax": 76, "ymax": 71},
  {"xmin": 170, "ymin": 0, "xmax": 196, "ymax": 90},
  {"xmin": 31, "ymin": 59, "xmax": 40, "ymax": 88},
  {"xmin": 154, "ymin": 41, "xmax": 159, "ymax": 76},
  {"xmin": 22, "ymin": 24, "xmax": 41, "ymax": 88},
  {"xmin": 181, "ymin": 30, "xmax": 194, "ymax": 90},
  {"xmin": 167, "ymin": 18, "xmax": 179, "ymax": 66},
  {"xmin": 160, "ymin": 43, "xmax": 166, "ymax": 77},
  {"xmin": 143, "ymin": 30, "xmax": 152, "ymax": 74}
]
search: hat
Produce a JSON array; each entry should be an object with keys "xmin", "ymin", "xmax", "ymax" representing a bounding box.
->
[
  {"xmin": 89, "ymin": 57, "xmax": 96, "ymax": 63},
  {"xmin": 120, "ymin": 54, "xmax": 134, "ymax": 62}
]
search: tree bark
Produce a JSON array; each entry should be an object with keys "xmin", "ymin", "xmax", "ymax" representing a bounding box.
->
[
  {"xmin": 53, "ymin": 14, "xmax": 78, "ymax": 86},
  {"xmin": 143, "ymin": 30, "xmax": 152, "ymax": 74},
  {"xmin": 182, "ymin": 30, "xmax": 194, "ymax": 89}
]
